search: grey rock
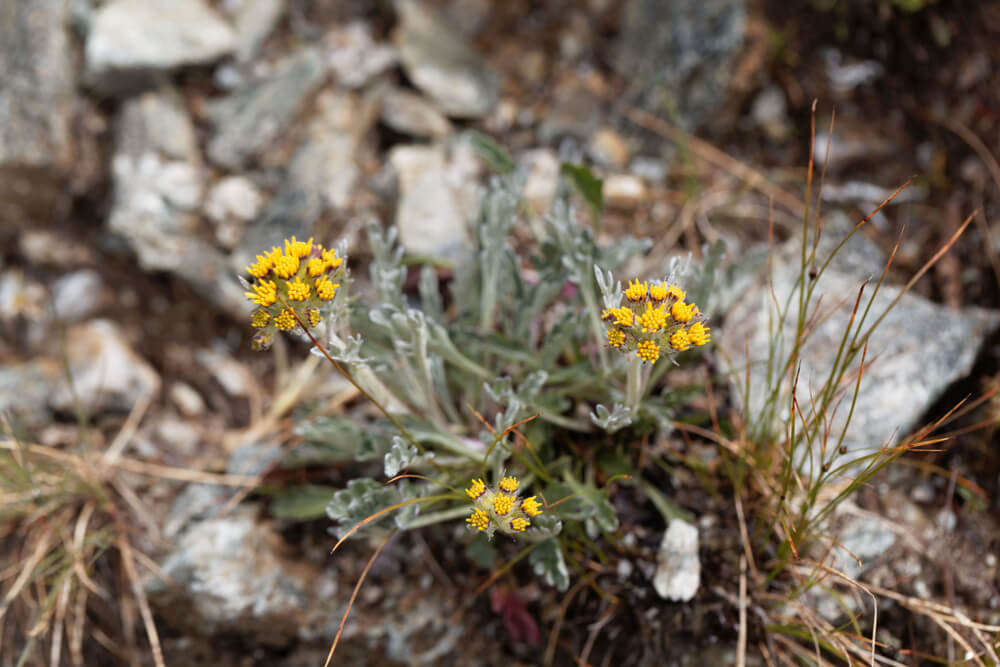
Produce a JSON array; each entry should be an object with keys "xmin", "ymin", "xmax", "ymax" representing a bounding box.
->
[
  {"xmin": 231, "ymin": 90, "xmax": 370, "ymax": 273},
  {"xmin": 587, "ymin": 128, "xmax": 631, "ymax": 169},
  {"xmin": 653, "ymin": 518, "xmax": 700, "ymax": 601},
  {"xmin": 109, "ymin": 91, "xmax": 249, "ymax": 319},
  {"xmin": 603, "ymin": 174, "xmax": 647, "ymax": 209},
  {"xmin": 51, "ymin": 269, "xmax": 106, "ymax": 323},
  {"xmin": 325, "ymin": 21, "xmax": 397, "ymax": 90},
  {"xmin": 169, "ymin": 381, "xmax": 206, "ymax": 417},
  {"xmin": 0, "ymin": 0, "xmax": 75, "ymax": 227},
  {"xmin": 750, "ymin": 85, "xmax": 791, "ymax": 142},
  {"xmin": 195, "ymin": 346, "xmax": 257, "ymax": 398},
  {"xmin": 148, "ymin": 507, "xmax": 338, "ymax": 642},
  {"xmin": 830, "ymin": 511, "xmax": 897, "ymax": 581},
  {"xmin": 389, "ymin": 143, "xmax": 476, "ymax": 262},
  {"xmin": 0, "ymin": 359, "xmax": 60, "ymax": 421},
  {"xmin": 225, "ymin": 0, "xmax": 285, "ymax": 62},
  {"xmin": 718, "ymin": 213, "xmax": 1000, "ymax": 470},
  {"xmin": 204, "ymin": 175, "xmax": 264, "ymax": 249},
  {"xmin": 50, "ymin": 319, "xmax": 161, "ymax": 414},
  {"xmin": 394, "ymin": 0, "xmax": 500, "ymax": 118},
  {"xmin": 85, "ymin": 0, "xmax": 236, "ymax": 94},
  {"xmin": 207, "ymin": 47, "xmax": 327, "ymax": 169},
  {"xmin": 520, "ymin": 149, "xmax": 560, "ymax": 217},
  {"xmin": 615, "ymin": 0, "xmax": 746, "ymax": 133},
  {"xmin": 537, "ymin": 78, "xmax": 602, "ymax": 142},
  {"xmin": 380, "ymin": 87, "xmax": 452, "ymax": 139}
]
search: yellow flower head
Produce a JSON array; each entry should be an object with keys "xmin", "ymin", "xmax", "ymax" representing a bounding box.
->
[
  {"xmin": 246, "ymin": 280, "xmax": 277, "ymax": 307},
  {"xmin": 284, "ymin": 236, "xmax": 313, "ymax": 259},
  {"xmin": 465, "ymin": 478, "xmax": 487, "ymax": 499},
  {"xmin": 649, "ymin": 282, "xmax": 668, "ymax": 301},
  {"xmin": 521, "ymin": 496, "xmax": 542, "ymax": 517},
  {"xmin": 670, "ymin": 328, "xmax": 691, "ymax": 351},
  {"xmin": 307, "ymin": 257, "xmax": 327, "ymax": 277},
  {"xmin": 247, "ymin": 254, "xmax": 274, "ymax": 279},
  {"xmin": 607, "ymin": 328, "xmax": 625, "ymax": 348},
  {"xmin": 322, "ymin": 248, "xmax": 343, "ymax": 269},
  {"xmin": 467, "ymin": 509, "xmax": 490, "ymax": 531},
  {"xmin": 687, "ymin": 322, "xmax": 711, "ymax": 346},
  {"xmin": 272, "ymin": 253, "xmax": 300, "ymax": 279},
  {"xmin": 637, "ymin": 339, "xmax": 660, "ymax": 363},
  {"xmin": 671, "ymin": 301, "xmax": 695, "ymax": 323},
  {"xmin": 287, "ymin": 277, "xmax": 310, "ymax": 301},
  {"xmin": 251, "ymin": 310, "xmax": 271, "ymax": 328},
  {"xmin": 273, "ymin": 308, "xmax": 297, "ymax": 331},
  {"xmin": 315, "ymin": 276, "xmax": 338, "ymax": 301},
  {"xmin": 612, "ymin": 307, "xmax": 634, "ymax": 327},
  {"xmin": 306, "ymin": 308, "xmax": 322, "ymax": 328},
  {"xmin": 666, "ymin": 284, "xmax": 686, "ymax": 301},
  {"xmin": 509, "ymin": 517, "xmax": 529, "ymax": 532},
  {"xmin": 639, "ymin": 303, "xmax": 668, "ymax": 333},
  {"xmin": 624, "ymin": 279, "xmax": 648, "ymax": 302},
  {"xmin": 498, "ymin": 476, "xmax": 520, "ymax": 493},
  {"xmin": 493, "ymin": 494, "xmax": 515, "ymax": 516}
]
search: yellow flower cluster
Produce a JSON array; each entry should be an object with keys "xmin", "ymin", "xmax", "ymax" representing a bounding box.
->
[
  {"xmin": 243, "ymin": 236, "xmax": 345, "ymax": 351},
  {"xmin": 465, "ymin": 475, "xmax": 543, "ymax": 540},
  {"xmin": 602, "ymin": 278, "xmax": 711, "ymax": 363}
]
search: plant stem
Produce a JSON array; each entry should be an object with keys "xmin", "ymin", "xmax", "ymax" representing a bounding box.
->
[{"xmin": 625, "ymin": 356, "xmax": 645, "ymax": 416}]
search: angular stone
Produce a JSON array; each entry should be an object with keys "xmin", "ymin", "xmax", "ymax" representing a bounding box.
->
[
  {"xmin": 49, "ymin": 319, "xmax": 161, "ymax": 414},
  {"xmin": 325, "ymin": 21, "xmax": 397, "ymax": 90},
  {"xmin": 389, "ymin": 143, "xmax": 475, "ymax": 262},
  {"xmin": 51, "ymin": 269, "xmax": 106, "ymax": 323},
  {"xmin": 85, "ymin": 0, "xmax": 236, "ymax": 94},
  {"xmin": 148, "ymin": 507, "xmax": 338, "ymax": 643},
  {"xmin": 615, "ymin": 0, "xmax": 746, "ymax": 133},
  {"xmin": 204, "ymin": 175, "xmax": 264, "ymax": 249},
  {"xmin": 380, "ymin": 87, "xmax": 452, "ymax": 139},
  {"xmin": 394, "ymin": 0, "xmax": 500, "ymax": 118},
  {"xmin": 226, "ymin": 0, "xmax": 285, "ymax": 62},
  {"xmin": 0, "ymin": 0, "xmax": 75, "ymax": 227},
  {"xmin": 653, "ymin": 518, "xmax": 700, "ymax": 601},
  {"xmin": 109, "ymin": 91, "xmax": 249, "ymax": 319},
  {"xmin": 207, "ymin": 47, "xmax": 326, "ymax": 169},
  {"xmin": 718, "ymin": 214, "xmax": 1000, "ymax": 470}
]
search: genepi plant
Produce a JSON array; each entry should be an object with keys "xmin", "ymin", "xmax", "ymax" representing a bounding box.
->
[{"xmin": 238, "ymin": 144, "xmax": 717, "ymax": 661}]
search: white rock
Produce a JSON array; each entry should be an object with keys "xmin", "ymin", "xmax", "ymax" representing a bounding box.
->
[
  {"xmin": 195, "ymin": 347, "xmax": 256, "ymax": 397},
  {"xmin": 86, "ymin": 0, "xmax": 236, "ymax": 92},
  {"xmin": 588, "ymin": 127, "xmax": 630, "ymax": 169},
  {"xmin": 521, "ymin": 149, "xmax": 560, "ymax": 216},
  {"xmin": 380, "ymin": 87, "xmax": 452, "ymax": 139},
  {"xmin": 325, "ymin": 22, "xmax": 397, "ymax": 90},
  {"xmin": 225, "ymin": 0, "xmax": 285, "ymax": 62},
  {"xmin": 653, "ymin": 518, "xmax": 700, "ymax": 601},
  {"xmin": 50, "ymin": 319, "xmax": 161, "ymax": 414},
  {"xmin": 394, "ymin": 0, "xmax": 500, "ymax": 118},
  {"xmin": 51, "ymin": 270, "xmax": 105, "ymax": 323},
  {"xmin": 170, "ymin": 381, "xmax": 206, "ymax": 417},
  {"xmin": 389, "ymin": 144, "xmax": 474, "ymax": 261},
  {"xmin": 204, "ymin": 176, "xmax": 263, "ymax": 248},
  {"xmin": 604, "ymin": 174, "xmax": 647, "ymax": 208}
]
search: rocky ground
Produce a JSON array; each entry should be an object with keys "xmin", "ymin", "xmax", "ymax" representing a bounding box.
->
[{"xmin": 2, "ymin": 0, "xmax": 999, "ymax": 665}]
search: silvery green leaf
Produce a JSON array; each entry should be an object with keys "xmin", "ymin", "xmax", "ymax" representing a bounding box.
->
[
  {"xmin": 529, "ymin": 539, "xmax": 570, "ymax": 591},
  {"xmin": 590, "ymin": 403, "xmax": 633, "ymax": 433},
  {"xmin": 271, "ymin": 485, "xmax": 339, "ymax": 521},
  {"xmin": 529, "ymin": 513, "xmax": 563, "ymax": 538},
  {"xmin": 418, "ymin": 265, "xmax": 444, "ymax": 323},
  {"xmin": 291, "ymin": 415, "xmax": 391, "ymax": 464},
  {"xmin": 326, "ymin": 478, "xmax": 403, "ymax": 538},
  {"xmin": 384, "ymin": 436, "xmax": 419, "ymax": 477},
  {"xmin": 465, "ymin": 130, "xmax": 515, "ymax": 175},
  {"xmin": 594, "ymin": 265, "xmax": 621, "ymax": 309}
]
